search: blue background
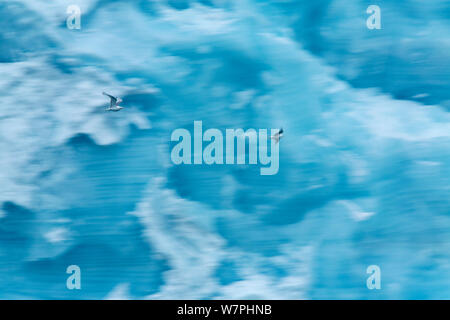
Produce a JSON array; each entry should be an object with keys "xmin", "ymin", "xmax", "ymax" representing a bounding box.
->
[{"xmin": 0, "ymin": 0, "xmax": 449, "ymax": 299}]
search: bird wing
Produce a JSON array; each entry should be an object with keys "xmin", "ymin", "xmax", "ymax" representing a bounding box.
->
[
  {"xmin": 271, "ymin": 134, "xmax": 280, "ymax": 144},
  {"xmin": 103, "ymin": 92, "xmax": 117, "ymax": 107},
  {"xmin": 270, "ymin": 129, "xmax": 283, "ymax": 144}
]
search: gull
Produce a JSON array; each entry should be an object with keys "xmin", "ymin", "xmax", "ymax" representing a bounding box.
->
[
  {"xmin": 271, "ymin": 128, "xmax": 283, "ymax": 144},
  {"xmin": 103, "ymin": 92, "xmax": 124, "ymax": 112}
]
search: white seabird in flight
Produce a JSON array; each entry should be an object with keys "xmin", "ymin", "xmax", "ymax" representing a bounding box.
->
[
  {"xmin": 103, "ymin": 92, "xmax": 124, "ymax": 112},
  {"xmin": 271, "ymin": 128, "xmax": 284, "ymax": 144}
]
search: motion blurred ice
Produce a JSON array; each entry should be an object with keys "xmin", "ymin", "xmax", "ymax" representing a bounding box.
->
[{"xmin": 0, "ymin": 0, "xmax": 449, "ymax": 299}]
